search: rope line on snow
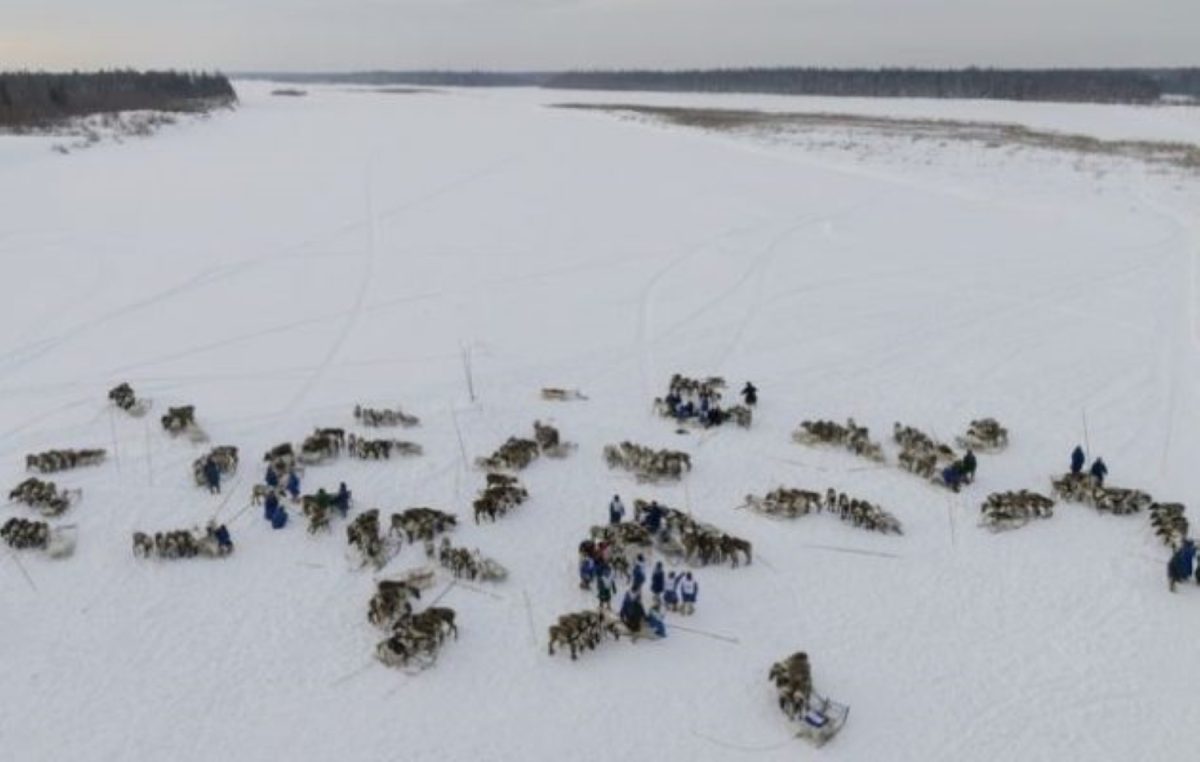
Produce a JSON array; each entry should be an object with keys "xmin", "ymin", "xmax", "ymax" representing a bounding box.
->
[
  {"xmin": 689, "ymin": 728, "xmax": 792, "ymax": 752},
  {"xmin": 7, "ymin": 552, "xmax": 37, "ymax": 592},
  {"xmin": 430, "ymin": 579, "xmax": 457, "ymax": 606},
  {"xmin": 798, "ymin": 543, "xmax": 901, "ymax": 560},
  {"xmin": 522, "ymin": 588, "xmax": 537, "ymax": 647},
  {"xmin": 668, "ymin": 622, "xmax": 740, "ymax": 645},
  {"xmin": 330, "ymin": 659, "xmax": 375, "ymax": 687}
]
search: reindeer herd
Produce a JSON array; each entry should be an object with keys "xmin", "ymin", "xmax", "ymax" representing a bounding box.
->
[
  {"xmin": 603, "ymin": 441, "xmax": 691, "ymax": 482},
  {"xmin": 6, "ymin": 374, "xmax": 1195, "ymax": 743},
  {"xmin": 743, "ymin": 487, "xmax": 903, "ymax": 535}
]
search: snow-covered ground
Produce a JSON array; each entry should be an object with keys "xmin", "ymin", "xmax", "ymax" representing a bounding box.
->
[{"xmin": 2, "ymin": 79, "xmax": 1199, "ymax": 761}]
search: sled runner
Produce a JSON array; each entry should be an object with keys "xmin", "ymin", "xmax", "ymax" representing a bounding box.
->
[{"xmin": 794, "ymin": 692, "xmax": 849, "ymax": 747}]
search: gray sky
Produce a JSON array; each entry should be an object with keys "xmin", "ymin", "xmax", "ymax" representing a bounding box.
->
[{"xmin": 3, "ymin": 0, "xmax": 1196, "ymax": 72}]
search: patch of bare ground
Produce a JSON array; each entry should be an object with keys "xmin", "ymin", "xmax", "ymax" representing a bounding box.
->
[{"xmin": 555, "ymin": 103, "xmax": 1200, "ymax": 172}]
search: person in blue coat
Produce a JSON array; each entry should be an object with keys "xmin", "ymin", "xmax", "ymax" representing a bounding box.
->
[
  {"xmin": 1169, "ymin": 539, "xmax": 1196, "ymax": 592},
  {"xmin": 334, "ymin": 482, "xmax": 351, "ymax": 517},
  {"xmin": 941, "ymin": 462, "xmax": 963, "ymax": 493},
  {"xmin": 1070, "ymin": 446, "xmax": 1085, "ymax": 475},
  {"xmin": 265, "ymin": 464, "xmax": 279, "ymax": 488},
  {"xmin": 202, "ymin": 458, "xmax": 222, "ymax": 494},
  {"xmin": 579, "ymin": 555, "xmax": 596, "ymax": 590},
  {"xmin": 646, "ymin": 603, "xmax": 666, "ymax": 638},
  {"xmin": 676, "ymin": 401, "xmax": 695, "ymax": 421},
  {"xmin": 264, "ymin": 491, "xmax": 280, "ymax": 522},
  {"xmin": 213, "ymin": 524, "xmax": 233, "ymax": 554},
  {"xmin": 285, "ymin": 470, "xmax": 301, "ymax": 501},
  {"xmin": 1089, "ymin": 457, "xmax": 1108, "ymax": 486},
  {"xmin": 631, "ymin": 555, "xmax": 647, "ymax": 593},
  {"xmin": 271, "ymin": 504, "xmax": 289, "ymax": 529},
  {"xmin": 649, "ymin": 561, "xmax": 666, "ymax": 605}
]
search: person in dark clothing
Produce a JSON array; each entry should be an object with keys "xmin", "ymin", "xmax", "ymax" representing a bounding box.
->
[
  {"xmin": 1169, "ymin": 539, "xmax": 1196, "ymax": 592},
  {"xmin": 631, "ymin": 555, "xmax": 647, "ymax": 593},
  {"xmin": 203, "ymin": 458, "xmax": 221, "ymax": 494},
  {"xmin": 213, "ymin": 524, "xmax": 233, "ymax": 554},
  {"xmin": 333, "ymin": 482, "xmax": 351, "ymax": 517},
  {"xmin": 619, "ymin": 592, "xmax": 646, "ymax": 633},
  {"xmin": 664, "ymin": 392, "xmax": 681, "ymax": 416},
  {"xmin": 596, "ymin": 573, "xmax": 615, "ymax": 611},
  {"xmin": 285, "ymin": 470, "xmax": 301, "ymax": 501},
  {"xmin": 961, "ymin": 449, "xmax": 977, "ymax": 484},
  {"xmin": 264, "ymin": 491, "xmax": 280, "ymax": 523},
  {"xmin": 942, "ymin": 462, "xmax": 963, "ymax": 493},
  {"xmin": 265, "ymin": 464, "xmax": 280, "ymax": 488},
  {"xmin": 315, "ymin": 487, "xmax": 331, "ymax": 511},
  {"xmin": 641, "ymin": 501, "xmax": 665, "ymax": 534},
  {"xmin": 1089, "ymin": 458, "xmax": 1108, "ymax": 486},
  {"xmin": 1070, "ymin": 446, "xmax": 1085, "ymax": 475},
  {"xmin": 649, "ymin": 561, "xmax": 666, "ymax": 605},
  {"xmin": 741, "ymin": 382, "xmax": 758, "ymax": 406},
  {"xmin": 271, "ymin": 505, "xmax": 288, "ymax": 529}
]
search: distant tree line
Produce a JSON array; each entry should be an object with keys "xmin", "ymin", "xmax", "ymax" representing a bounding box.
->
[
  {"xmin": 254, "ymin": 67, "xmax": 1200, "ymax": 104},
  {"xmin": 0, "ymin": 70, "xmax": 237, "ymax": 128},
  {"xmin": 262, "ymin": 70, "xmax": 551, "ymax": 88},
  {"xmin": 540, "ymin": 68, "xmax": 1165, "ymax": 104},
  {"xmin": 1143, "ymin": 68, "xmax": 1200, "ymax": 97}
]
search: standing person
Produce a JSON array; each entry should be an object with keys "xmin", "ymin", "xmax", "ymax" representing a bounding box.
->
[
  {"xmin": 271, "ymin": 503, "xmax": 289, "ymax": 529},
  {"xmin": 265, "ymin": 463, "xmax": 280, "ymax": 488},
  {"xmin": 203, "ymin": 458, "xmax": 221, "ymax": 494},
  {"xmin": 619, "ymin": 591, "xmax": 646, "ymax": 634},
  {"xmin": 650, "ymin": 561, "xmax": 666, "ymax": 606},
  {"xmin": 1070, "ymin": 446, "xmax": 1086, "ymax": 475},
  {"xmin": 334, "ymin": 482, "xmax": 351, "ymax": 517},
  {"xmin": 679, "ymin": 572, "xmax": 699, "ymax": 615},
  {"xmin": 264, "ymin": 491, "xmax": 281, "ymax": 523},
  {"xmin": 642, "ymin": 501, "xmax": 664, "ymax": 534},
  {"xmin": 1089, "ymin": 457, "xmax": 1108, "ymax": 486},
  {"xmin": 315, "ymin": 487, "xmax": 332, "ymax": 512},
  {"xmin": 741, "ymin": 382, "xmax": 758, "ymax": 406},
  {"xmin": 663, "ymin": 571, "xmax": 680, "ymax": 612},
  {"xmin": 609, "ymin": 494, "xmax": 625, "ymax": 525},
  {"xmin": 596, "ymin": 570, "xmax": 616, "ymax": 611},
  {"xmin": 285, "ymin": 470, "xmax": 301, "ymax": 501},
  {"xmin": 631, "ymin": 555, "xmax": 647, "ymax": 593},
  {"xmin": 941, "ymin": 462, "xmax": 963, "ymax": 493},
  {"xmin": 961, "ymin": 449, "xmax": 977, "ymax": 484},
  {"xmin": 213, "ymin": 524, "xmax": 233, "ymax": 554},
  {"xmin": 579, "ymin": 555, "xmax": 596, "ymax": 590},
  {"xmin": 1169, "ymin": 539, "xmax": 1196, "ymax": 592}
]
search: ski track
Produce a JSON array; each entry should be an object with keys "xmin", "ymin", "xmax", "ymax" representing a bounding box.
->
[{"xmin": 1, "ymin": 81, "xmax": 1199, "ymax": 762}]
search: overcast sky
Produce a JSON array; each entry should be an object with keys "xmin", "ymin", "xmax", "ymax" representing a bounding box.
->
[{"xmin": 3, "ymin": 0, "xmax": 1196, "ymax": 72}]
